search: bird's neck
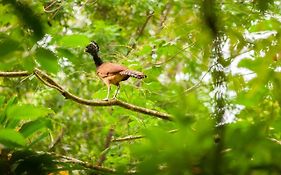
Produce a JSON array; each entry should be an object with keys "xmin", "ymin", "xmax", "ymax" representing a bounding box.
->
[{"xmin": 91, "ymin": 52, "xmax": 103, "ymax": 67}]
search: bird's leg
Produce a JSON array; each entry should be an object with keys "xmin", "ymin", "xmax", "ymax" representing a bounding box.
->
[
  {"xmin": 113, "ymin": 84, "xmax": 120, "ymax": 99},
  {"xmin": 103, "ymin": 83, "xmax": 111, "ymax": 101}
]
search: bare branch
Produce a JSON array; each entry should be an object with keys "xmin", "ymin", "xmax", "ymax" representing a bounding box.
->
[
  {"xmin": 112, "ymin": 135, "xmax": 144, "ymax": 142},
  {"xmin": 185, "ymin": 63, "xmax": 218, "ymax": 93},
  {"xmin": 268, "ymin": 137, "xmax": 281, "ymax": 145},
  {"xmin": 112, "ymin": 129, "xmax": 178, "ymax": 142},
  {"xmin": 152, "ymin": 43, "xmax": 194, "ymax": 66},
  {"xmin": 0, "ymin": 71, "xmax": 30, "ymax": 77},
  {"xmin": 136, "ymin": 11, "xmax": 154, "ymax": 41},
  {"xmin": 48, "ymin": 128, "xmax": 65, "ymax": 151},
  {"xmin": 157, "ymin": 2, "xmax": 172, "ymax": 33},
  {"xmin": 1, "ymin": 69, "xmax": 173, "ymax": 121}
]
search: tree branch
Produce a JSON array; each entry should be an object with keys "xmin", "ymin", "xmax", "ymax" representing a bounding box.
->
[
  {"xmin": 157, "ymin": 1, "xmax": 172, "ymax": 33},
  {"xmin": 0, "ymin": 69, "xmax": 173, "ymax": 121},
  {"xmin": 152, "ymin": 43, "xmax": 194, "ymax": 66},
  {"xmin": 112, "ymin": 135, "xmax": 144, "ymax": 142},
  {"xmin": 112, "ymin": 129, "xmax": 178, "ymax": 142},
  {"xmin": 0, "ymin": 71, "xmax": 30, "ymax": 77},
  {"xmin": 184, "ymin": 63, "xmax": 218, "ymax": 93},
  {"xmin": 136, "ymin": 11, "xmax": 154, "ymax": 41},
  {"xmin": 48, "ymin": 128, "xmax": 65, "ymax": 151}
]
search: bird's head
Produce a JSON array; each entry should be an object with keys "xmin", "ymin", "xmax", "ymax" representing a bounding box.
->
[{"xmin": 85, "ymin": 41, "xmax": 99, "ymax": 54}]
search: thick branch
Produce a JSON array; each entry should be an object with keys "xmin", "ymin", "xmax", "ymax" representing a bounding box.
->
[{"xmin": 0, "ymin": 69, "xmax": 173, "ymax": 120}]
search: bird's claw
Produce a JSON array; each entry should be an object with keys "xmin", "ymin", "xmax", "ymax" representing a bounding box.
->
[{"xmin": 103, "ymin": 98, "xmax": 109, "ymax": 101}]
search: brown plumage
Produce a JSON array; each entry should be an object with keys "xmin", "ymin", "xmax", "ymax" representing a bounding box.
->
[{"xmin": 85, "ymin": 41, "xmax": 146, "ymax": 100}]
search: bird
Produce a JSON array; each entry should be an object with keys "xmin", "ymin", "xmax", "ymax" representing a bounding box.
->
[{"xmin": 85, "ymin": 41, "xmax": 146, "ymax": 100}]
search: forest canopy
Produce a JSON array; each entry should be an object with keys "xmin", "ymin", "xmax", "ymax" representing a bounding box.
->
[{"xmin": 1, "ymin": 0, "xmax": 281, "ymax": 174}]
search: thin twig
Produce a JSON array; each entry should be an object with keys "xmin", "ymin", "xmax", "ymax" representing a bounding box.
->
[
  {"xmin": 185, "ymin": 63, "xmax": 217, "ymax": 93},
  {"xmin": 44, "ymin": 1, "xmax": 63, "ymax": 13},
  {"xmin": 0, "ymin": 71, "xmax": 30, "ymax": 77},
  {"xmin": 112, "ymin": 129, "xmax": 178, "ymax": 142},
  {"xmin": 136, "ymin": 11, "xmax": 154, "ymax": 41},
  {"xmin": 268, "ymin": 137, "xmax": 281, "ymax": 145},
  {"xmin": 44, "ymin": 0, "xmax": 57, "ymax": 11},
  {"xmin": 112, "ymin": 135, "xmax": 144, "ymax": 142},
  {"xmin": 152, "ymin": 43, "xmax": 194, "ymax": 66},
  {"xmin": 48, "ymin": 128, "xmax": 65, "ymax": 151},
  {"xmin": 157, "ymin": 1, "xmax": 172, "ymax": 33}
]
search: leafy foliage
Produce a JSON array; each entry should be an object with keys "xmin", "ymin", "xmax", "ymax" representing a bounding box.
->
[{"xmin": 1, "ymin": 0, "xmax": 281, "ymax": 174}]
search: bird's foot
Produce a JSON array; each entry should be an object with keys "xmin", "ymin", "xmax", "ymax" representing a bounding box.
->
[
  {"xmin": 103, "ymin": 98, "xmax": 109, "ymax": 101},
  {"xmin": 112, "ymin": 96, "xmax": 118, "ymax": 100}
]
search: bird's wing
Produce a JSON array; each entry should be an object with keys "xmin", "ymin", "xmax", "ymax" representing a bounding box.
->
[{"xmin": 97, "ymin": 62, "xmax": 127, "ymax": 78}]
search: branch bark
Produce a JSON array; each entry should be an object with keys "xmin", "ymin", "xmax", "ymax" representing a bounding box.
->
[
  {"xmin": 0, "ymin": 69, "xmax": 173, "ymax": 121},
  {"xmin": 0, "ymin": 71, "xmax": 30, "ymax": 77},
  {"xmin": 112, "ymin": 135, "xmax": 144, "ymax": 142},
  {"xmin": 112, "ymin": 129, "xmax": 178, "ymax": 142}
]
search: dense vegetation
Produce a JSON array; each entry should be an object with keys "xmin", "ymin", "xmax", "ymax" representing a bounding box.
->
[{"xmin": 1, "ymin": 0, "xmax": 281, "ymax": 174}]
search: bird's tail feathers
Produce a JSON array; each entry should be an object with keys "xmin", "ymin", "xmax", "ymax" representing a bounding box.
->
[{"xmin": 120, "ymin": 70, "xmax": 146, "ymax": 79}]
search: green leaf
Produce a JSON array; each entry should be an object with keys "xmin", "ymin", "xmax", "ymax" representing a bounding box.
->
[
  {"xmin": 0, "ymin": 96, "xmax": 5, "ymax": 107},
  {"xmin": 6, "ymin": 96, "xmax": 18, "ymax": 107},
  {"xmin": 238, "ymin": 58, "xmax": 263, "ymax": 72},
  {"xmin": 7, "ymin": 104, "xmax": 53, "ymax": 120},
  {"xmin": 22, "ymin": 56, "xmax": 36, "ymax": 71},
  {"xmin": 0, "ymin": 129, "xmax": 26, "ymax": 147},
  {"xmin": 59, "ymin": 34, "xmax": 90, "ymax": 47},
  {"xmin": 2, "ymin": 0, "xmax": 44, "ymax": 40},
  {"xmin": 19, "ymin": 118, "xmax": 53, "ymax": 138},
  {"xmin": 27, "ymin": 131, "xmax": 50, "ymax": 148},
  {"xmin": 35, "ymin": 47, "xmax": 59, "ymax": 74},
  {"xmin": 0, "ymin": 37, "xmax": 20, "ymax": 59},
  {"xmin": 56, "ymin": 47, "xmax": 78, "ymax": 64},
  {"xmin": 236, "ymin": 86, "xmax": 267, "ymax": 107}
]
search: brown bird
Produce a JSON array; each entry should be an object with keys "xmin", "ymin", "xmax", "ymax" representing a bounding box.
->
[{"xmin": 85, "ymin": 41, "xmax": 146, "ymax": 100}]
